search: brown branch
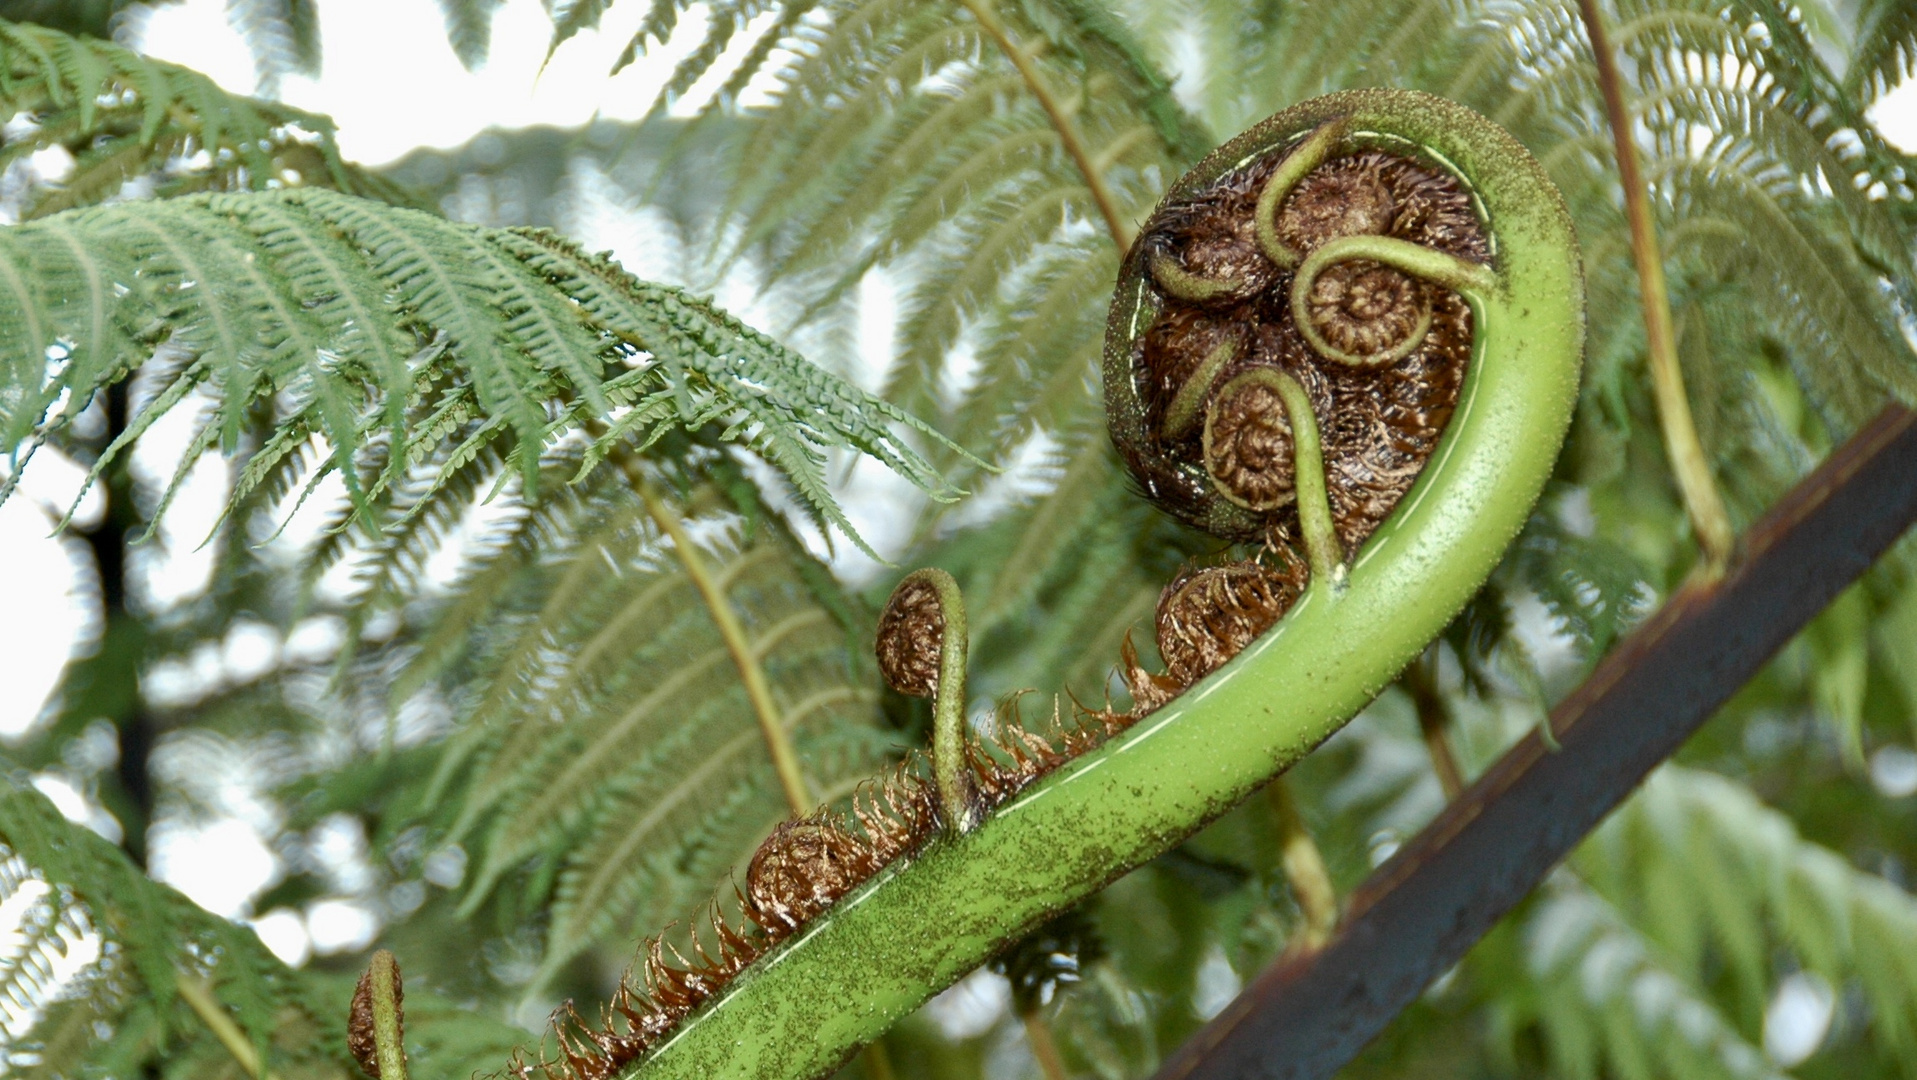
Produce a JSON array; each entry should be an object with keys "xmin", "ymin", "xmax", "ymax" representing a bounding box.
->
[
  {"xmin": 1152, "ymin": 403, "xmax": 1917, "ymax": 1080},
  {"xmin": 956, "ymin": 0, "xmax": 1137, "ymax": 253},
  {"xmin": 1401, "ymin": 651, "xmax": 1465, "ymax": 801},
  {"xmin": 1577, "ymin": 0, "xmax": 1734, "ymax": 571},
  {"xmin": 629, "ymin": 471, "xmax": 812, "ymax": 817}
]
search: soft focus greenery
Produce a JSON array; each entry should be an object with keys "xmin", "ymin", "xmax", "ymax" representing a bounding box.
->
[{"xmin": 1, "ymin": 2, "xmax": 1916, "ymax": 1079}]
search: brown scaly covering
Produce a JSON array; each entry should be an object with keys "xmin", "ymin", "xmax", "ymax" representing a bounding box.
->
[
  {"xmin": 512, "ymin": 704, "xmax": 1143, "ymax": 1080},
  {"xmin": 874, "ymin": 576, "xmax": 944, "ymax": 698},
  {"xmin": 1120, "ymin": 144, "xmax": 1489, "ymax": 550}
]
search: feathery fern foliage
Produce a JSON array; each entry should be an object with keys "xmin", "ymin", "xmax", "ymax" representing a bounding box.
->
[
  {"xmin": 0, "ymin": 18, "xmax": 408, "ymax": 221},
  {"xmin": 0, "ymin": 774, "xmax": 529, "ymax": 1078},
  {"xmin": 0, "ymin": 187, "xmax": 962, "ymax": 558},
  {"xmin": 399, "ymin": 473, "xmax": 900, "ymax": 992}
]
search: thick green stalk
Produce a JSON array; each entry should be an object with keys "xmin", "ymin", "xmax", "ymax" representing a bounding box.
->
[
  {"xmin": 1576, "ymin": 0, "xmax": 1734, "ymax": 571},
  {"xmin": 626, "ymin": 89, "xmax": 1582, "ymax": 1080}
]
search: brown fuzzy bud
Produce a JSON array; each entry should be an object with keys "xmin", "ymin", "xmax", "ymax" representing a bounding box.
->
[
  {"xmin": 1155, "ymin": 556, "xmax": 1308, "ymax": 687},
  {"xmin": 349, "ymin": 951, "xmax": 403, "ymax": 1078},
  {"xmin": 876, "ymin": 575, "xmax": 944, "ymax": 697},
  {"xmin": 1302, "ymin": 260, "xmax": 1431, "ymax": 362},
  {"xmin": 745, "ymin": 820, "xmax": 882, "ymax": 934},
  {"xmin": 1203, "ymin": 369, "xmax": 1298, "ymax": 511}
]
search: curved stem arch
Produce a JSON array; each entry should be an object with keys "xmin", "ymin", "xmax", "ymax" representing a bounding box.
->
[{"xmin": 626, "ymin": 89, "xmax": 1584, "ymax": 1080}]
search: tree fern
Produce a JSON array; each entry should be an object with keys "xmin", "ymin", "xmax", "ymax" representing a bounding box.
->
[
  {"xmin": 397, "ymin": 476, "xmax": 902, "ymax": 992},
  {"xmin": 0, "ymin": 18, "xmax": 410, "ymax": 221},
  {"xmin": 0, "ymin": 771, "xmax": 531, "ymax": 1077},
  {"xmin": 0, "ymin": 187, "xmax": 963, "ymax": 558}
]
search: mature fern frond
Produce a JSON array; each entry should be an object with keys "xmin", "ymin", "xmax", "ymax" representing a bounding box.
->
[
  {"xmin": 0, "ymin": 19, "xmax": 410, "ymax": 220},
  {"xmin": 390, "ymin": 477, "xmax": 897, "ymax": 992},
  {"xmin": 0, "ymin": 188, "xmax": 963, "ymax": 557},
  {"xmin": 0, "ymin": 771, "xmax": 531, "ymax": 1078},
  {"xmin": 222, "ymin": 0, "xmax": 322, "ymax": 97},
  {"xmin": 1500, "ymin": 877, "xmax": 1789, "ymax": 1080},
  {"xmin": 437, "ymin": 0, "xmax": 509, "ymax": 69},
  {"xmin": 1580, "ymin": 766, "xmax": 1917, "ymax": 1059},
  {"xmin": 0, "ymin": 774, "xmax": 301, "ymax": 1073},
  {"xmin": 1851, "ymin": 0, "xmax": 1917, "ymax": 101}
]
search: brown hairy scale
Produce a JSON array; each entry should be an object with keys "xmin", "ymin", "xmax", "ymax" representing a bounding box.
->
[
  {"xmin": 521, "ymin": 131, "xmax": 1490, "ymax": 1080},
  {"xmin": 1150, "ymin": 155, "xmax": 1282, "ymax": 300},
  {"xmin": 1204, "ymin": 376, "xmax": 1298, "ymax": 511},
  {"xmin": 875, "ymin": 576, "xmax": 943, "ymax": 697},
  {"xmin": 348, "ymin": 959, "xmax": 399, "ymax": 1079},
  {"xmin": 1121, "ymin": 145, "xmax": 1488, "ymax": 548}
]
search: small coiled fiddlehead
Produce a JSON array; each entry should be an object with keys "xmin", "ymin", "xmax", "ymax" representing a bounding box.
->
[{"xmin": 570, "ymin": 88, "xmax": 1582, "ymax": 1080}]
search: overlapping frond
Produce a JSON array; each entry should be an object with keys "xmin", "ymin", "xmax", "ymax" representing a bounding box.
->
[
  {"xmin": 0, "ymin": 18, "xmax": 411, "ymax": 220},
  {"xmin": 397, "ymin": 488, "xmax": 897, "ymax": 992},
  {"xmin": 1580, "ymin": 766, "xmax": 1917, "ymax": 1059},
  {"xmin": 1503, "ymin": 879, "xmax": 1789, "ymax": 1080},
  {"xmin": 0, "ymin": 188, "xmax": 963, "ymax": 558}
]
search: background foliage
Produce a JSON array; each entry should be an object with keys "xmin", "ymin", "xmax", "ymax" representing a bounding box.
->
[{"xmin": 1, "ymin": 1, "xmax": 1916, "ymax": 1078}]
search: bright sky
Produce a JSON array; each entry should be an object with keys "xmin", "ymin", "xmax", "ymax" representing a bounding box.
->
[
  {"xmin": 135, "ymin": 0, "xmax": 726, "ymax": 164},
  {"xmin": 0, "ymin": 0, "xmax": 1914, "ymax": 981}
]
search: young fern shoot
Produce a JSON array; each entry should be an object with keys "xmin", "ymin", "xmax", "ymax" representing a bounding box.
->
[{"xmin": 523, "ymin": 88, "xmax": 1584, "ymax": 1080}]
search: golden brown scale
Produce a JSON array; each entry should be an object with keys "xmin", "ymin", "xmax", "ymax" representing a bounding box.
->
[
  {"xmin": 1151, "ymin": 155, "xmax": 1282, "ymax": 300},
  {"xmin": 745, "ymin": 820, "xmax": 884, "ymax": 932},
  {"xmin": 1155, "ymin": 554, "xmax": 1309, "ymax": 689},
  {"xmin": 875, "ymin": 576, "xmax": 943, "ymax": 697},
  {"xmin": 1124, "ymin": 146, "xmax": 1486, "ymax": 555}
]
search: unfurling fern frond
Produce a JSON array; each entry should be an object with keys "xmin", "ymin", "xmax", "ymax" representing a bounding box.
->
[
  {"xmin": 0, "ymin": 18, "xmax": 412, "ymax": 220},
  {"xmin": 396, "ymin": 481, "xmax": 898, "ymax": 993},
  {"xmin": 0, "ymin": 188, "xmax": 964, "ymax": 557}
]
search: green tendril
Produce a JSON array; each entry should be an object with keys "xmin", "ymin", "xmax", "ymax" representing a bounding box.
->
[
  {"xmin": 1254, "ymin": 117, "xmax": 1351, "ymax": 269},
  {"xmin": 895, "ymin": 568, "xmax": 976, "ymax": 833},
  {"xmin": 1268, "ymin": 369, "xmax": 1345, "ymax": 588},
  {"xmin": 1148, "ymin": 248, "xmax": 1246, "ymax": 304},
  {"xmin": 1291, "ymin": 234, "xmax": 1496, "ymax": 367},
  {"xmin": 1163, "ymin": 334, "xmax": 1238, "ymax": 440}
]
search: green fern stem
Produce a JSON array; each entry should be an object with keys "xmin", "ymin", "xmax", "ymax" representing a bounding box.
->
[
  {"xmin": 1576, "ymin": 0, "xmax": 1735, "ymax": 572},
  {"xmin": 634, "ymin": 472, "xmax": 813, "ymax": 816},
  {"xmin": 919, "ymin": 569, "xmax": 978, "ymax": 833},
  {"xmin": 1268, "ymin": 778, "xmax": 1339, "ymax": 951},
  {"xmin": 620, "ymin": 89, "xmax": 1582, "ymax": 1080},
  {"xmin": 364, "ymin": 951, "xmax": 408, "ymax": 1080},
  {"xmin": 177, "ymin": 976, "xmax": 274, "ymax": 1080},
  {"xmin": 955, "ymin": 0, "xmax": 1137, "ymax": 252},
  {"xmin": 1267, "ymin": 368, "xmax": 1344, "ymax": 587},
  {"xmin": 1253, "ymin": 118, "xmax": 1349, "ymax": 269}
]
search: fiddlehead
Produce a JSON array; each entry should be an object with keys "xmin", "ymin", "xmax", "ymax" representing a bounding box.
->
[{"xmin": 528, "ymin": 88, "xmax": 1582, "ymax": 1080}]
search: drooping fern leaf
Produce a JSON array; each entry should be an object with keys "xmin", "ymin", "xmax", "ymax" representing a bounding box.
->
[
  {"xmin": 387, "ymin": 473, "xmax": 899, "ymax": 993},
  {"xmin": 0, "ymin": 18, "xmax": 413, "ymax": 220},
  {"xmin": 0, "ymin": 187, "xmax": 964, "ymax": 559},
  {"xmin": 1580, "ymin": 766, "xmax": 1917, "ymax": 1059}
]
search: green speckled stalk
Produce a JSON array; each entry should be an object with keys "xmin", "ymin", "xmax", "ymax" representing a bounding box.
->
[{"xmin": 627, "ymin": 88, "xmax": 1584, "ymax": 1080}]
